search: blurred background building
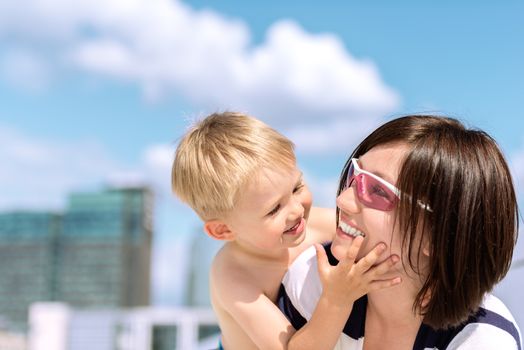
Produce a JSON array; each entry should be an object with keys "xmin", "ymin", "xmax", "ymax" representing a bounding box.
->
[
  {"xmin": 57, "ymin": 187, "xmax": 153, "ymax": 309},
  {"xmin": 0, "ymin": 186, "xmax": 220, "ymax": 349},
  {"xmin": 0, "ymin": 212, "xmax": 60, "ymax": 331},
  {"xmin": 0, "ymin": 187, "xmax": 153, "ymax": 332},
  {"xmin": 184, "ymin": 230, "xmax": 222, "ymax": 307}
]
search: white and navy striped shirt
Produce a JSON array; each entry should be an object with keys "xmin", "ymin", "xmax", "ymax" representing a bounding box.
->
[{"xmin": 279, "ymin": 244, "xmax": 522, "ymax": 350}]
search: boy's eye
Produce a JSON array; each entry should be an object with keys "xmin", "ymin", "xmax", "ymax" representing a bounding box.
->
[
  {"xmin": 293, "ymin": 183, "xmax": 304, "ymax": 193},
  {"xmin": 267, "ymin": 204, "xmax": 280, "ymax": 216}
]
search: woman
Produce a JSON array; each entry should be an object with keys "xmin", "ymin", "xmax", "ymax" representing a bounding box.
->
[{"xmin": 279, "ymin": 115, "xmax": 522, "ymax": 349}]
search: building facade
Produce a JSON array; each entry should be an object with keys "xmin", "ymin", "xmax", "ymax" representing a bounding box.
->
[
  {"xmin": 0, "ymin": 187, "xmax": 153, "ymax": 331},
  {"xmin": 0, "ymin": 212, "xmax": 60, "ymax": 330}
]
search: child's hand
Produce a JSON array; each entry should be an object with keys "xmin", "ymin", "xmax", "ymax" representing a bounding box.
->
[{"xmin": 314, "ymin": 238, "xmax": 401, "ymax": 305}]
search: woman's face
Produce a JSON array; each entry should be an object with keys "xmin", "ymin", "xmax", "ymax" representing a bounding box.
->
[{"xmin": 331, "ymin": 142, "xmax": 411, "ymax": 270}]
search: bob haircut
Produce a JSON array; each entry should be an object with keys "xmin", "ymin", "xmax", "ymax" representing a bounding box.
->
[
  {"xmin": 336, "ymin": 115, "xmax": 519, "ymax": 329},
  {"xmin": 172, "ymin": 111, "xmax": 296, "ymax": 221}
]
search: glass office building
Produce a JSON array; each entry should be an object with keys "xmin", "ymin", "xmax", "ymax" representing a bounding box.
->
[
  {"xmin": 0, "ymin": 187, "xmax": 153, "ymax": 331},
  {"xmin": 0, "ymin": 212, "xmax": 60, "ymax": 330}
]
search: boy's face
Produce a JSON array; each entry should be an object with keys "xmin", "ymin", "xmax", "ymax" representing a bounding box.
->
[{"xmin": 225, "ymin": 165, "xmax": 312, "ymax": 254}]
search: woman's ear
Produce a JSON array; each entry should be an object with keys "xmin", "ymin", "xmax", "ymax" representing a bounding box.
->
[
  {"xmin": 422, "ymin": 243, "xmax": 430, "ymax": 257},
  {"xmin": 421, "ymin": 289, "xmax": 432, "ymax": 308},
  {"xmin": 204, "ymin": 220, "xmax": 235, "ymax": 241}
]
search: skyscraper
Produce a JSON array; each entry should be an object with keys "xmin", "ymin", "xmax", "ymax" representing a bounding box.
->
[
  {"xmin": 0, "ymin": 187, "xmax": 153, "ymax": 331},
  {"xmin": 57, "ymin": 187, "xmax": 153, "ymax": 308},
  {"xmin": 0, "ymin": 212, "xmax": 60, "ymax": 330}
]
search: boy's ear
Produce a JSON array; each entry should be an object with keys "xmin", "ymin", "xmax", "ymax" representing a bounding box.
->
[{"xmin": 204, "ymin": 220, "xmax": 235, "ymax": 241}]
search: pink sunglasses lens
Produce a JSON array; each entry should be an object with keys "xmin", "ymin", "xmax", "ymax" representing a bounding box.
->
[
  {"xmin": 345, "ymin": 163, "xmax": 355, "ymax": 189},
  {"xmin": 354, "ymin": 174, "xmax": 398, "ymax": 211}
]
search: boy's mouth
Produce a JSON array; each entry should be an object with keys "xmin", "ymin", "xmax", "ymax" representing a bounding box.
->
[{"xmin": 284, "ymin": 218, "xmax": 305, "ymax": 235}]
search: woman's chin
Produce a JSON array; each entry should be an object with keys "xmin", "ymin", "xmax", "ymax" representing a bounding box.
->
[{"xmin": 330, "ymin": 239, "xmax": 354, "ymax": 262}]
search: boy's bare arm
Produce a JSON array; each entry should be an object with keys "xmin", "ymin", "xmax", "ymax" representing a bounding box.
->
[
  {"xmin": 214, "ymin": 264, "xmax": 352, "ymax": 350},
  {"xmin": 307, "ymin": 207, "xmax": 336, "ymax": 243},
  {"xmin": 213, "ymin": 238, "xmax": 400, "ymax": 350},
  {"xmin": 212, "ymin": 264, "xmax": 298, "ymax": 349},
  {"xmin": 287, "ymin": 239, "xmax": 401, "ymax": 350}
]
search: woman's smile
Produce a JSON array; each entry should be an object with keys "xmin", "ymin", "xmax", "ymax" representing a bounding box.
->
[{"xmin": 338, "ymin": 220, "xmax": 365, "ymax": 238}]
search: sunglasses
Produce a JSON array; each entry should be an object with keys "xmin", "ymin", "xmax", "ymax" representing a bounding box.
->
[
  {"xmin": 343, "ymin": 158, "xmax": 432, "ymax": 212},
  {"xmin": 343, "ymin": 158, "xmax": 400, "ymax": 211}
]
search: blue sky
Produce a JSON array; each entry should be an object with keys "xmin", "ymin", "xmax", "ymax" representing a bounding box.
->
[{"xmin": 1, "ymin": 0, "xmax": 524, "ymax": 322}]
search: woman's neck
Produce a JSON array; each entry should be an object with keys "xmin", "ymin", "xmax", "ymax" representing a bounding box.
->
[{"xmin": 364, "ymin": 280, "xmax": 425, "ymax": 349}]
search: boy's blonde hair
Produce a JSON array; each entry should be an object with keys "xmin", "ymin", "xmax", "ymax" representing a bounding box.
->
[{"xmin": 172, "ymin": 112, "xmax": 296, "ymax": 221}]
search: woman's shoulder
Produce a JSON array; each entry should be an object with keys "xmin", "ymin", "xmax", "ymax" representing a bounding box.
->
[
  {"xmin": 481, "ymin": 293, "xmax": 518, "ymax": 322},
  {"xmin": 446, "ymin": 294, "xmax": 522, "ymax": 350}
]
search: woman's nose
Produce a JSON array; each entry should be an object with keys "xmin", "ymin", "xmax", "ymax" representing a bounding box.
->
[{"xmin": 336, "ymin": 186, "xmax": 361, "ymax": 214}]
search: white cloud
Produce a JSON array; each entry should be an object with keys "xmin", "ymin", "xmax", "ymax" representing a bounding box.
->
[
  {"xmin": 0, "ymin": 125, "xmax": 179, "ymax": 223},
  {"xmin": 67, "ymin": 17, "xmax": 399, "ymax": 126},
  {"xmin": 0, "ymin": 49, "xmax": 51, "ymax": 92},
  {"xmin": 286, "ymin": 116, "xmax": 383, "ymax": 155},
  {"xmin": 106, "ymin": 144, "xmax": 172, "ymax": 191},
  {"xmin": 0, "ymin": 124, "xmax": 121, "ymax": 210},
  {"xmin": 0, "ymin": 0, "xmax": 400, "ymax": 153}
]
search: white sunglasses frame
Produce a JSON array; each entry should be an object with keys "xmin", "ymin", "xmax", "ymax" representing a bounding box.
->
[
  {"xmin": 348, "ymin": 158, "xmax": 401, "ymax": 198},
  {"xmin": 346, "ymin": 158, "xmax": 432, "ymax": 212}
]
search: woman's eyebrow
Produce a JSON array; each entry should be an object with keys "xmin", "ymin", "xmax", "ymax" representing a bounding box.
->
[{"xmin": 360, "ymin": 164, "xmax": 395, "ymax": 185}]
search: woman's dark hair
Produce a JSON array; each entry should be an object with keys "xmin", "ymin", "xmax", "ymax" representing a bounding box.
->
[{"xmin": 336, "ymin": 115, "xmax": 519, "ymax": 329}]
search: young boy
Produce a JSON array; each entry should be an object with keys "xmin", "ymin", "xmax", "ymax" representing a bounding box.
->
[{"xmin": 171, "ymin": 112, "xmax": 400, "ymax": 349}]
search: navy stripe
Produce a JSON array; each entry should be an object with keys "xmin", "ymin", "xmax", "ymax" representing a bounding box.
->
[
  {"xmin": 413, "ymin": 323, "xmax": 459, "ymax": 349},
  {"xmin": 324, "ymin": 242, "xmax": 339, "ymax": 266},
  {"xmin": 343, "ymin": 295, "xmax": 367, "ymax": 340},
  {"xmin": 413, "ymin": 307, "xmax": 521, "ymax": 350},
  {"xmin": 473, "ymin": 307, "xmax": 521, "ymax": 350},
  {"xmin": 278, "ymin": 284, "xmax": 307, "ymax": 330}
]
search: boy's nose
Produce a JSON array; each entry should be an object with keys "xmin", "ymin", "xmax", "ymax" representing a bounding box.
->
[
  {"xmin": 336, "ymin": 186, "xmax": 361, "ymax": 214},
  {"xmin": 289, "ymin": 197, "xmax": 304, "ymax": 219}
]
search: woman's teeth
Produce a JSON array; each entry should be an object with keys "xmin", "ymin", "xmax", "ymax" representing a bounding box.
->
[{"xmin": 339, "ymin": 221, "xmax": 365, "ymax": 237}]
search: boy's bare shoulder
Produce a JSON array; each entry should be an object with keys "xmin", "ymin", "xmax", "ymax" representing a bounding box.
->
[
  {"xmin": 209, "ymin": 243, "xmax": 296, "ymax": 349},
  {"xmin": 210, "ymin": 244, "xmax": 263, "ymax": 303}
]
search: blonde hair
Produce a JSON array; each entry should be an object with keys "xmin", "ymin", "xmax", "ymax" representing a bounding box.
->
[{"xmin": 172, "ymin": 112, "xmax": 296, "ymax": 221}]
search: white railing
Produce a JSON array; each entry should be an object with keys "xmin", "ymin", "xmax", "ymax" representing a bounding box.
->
[{"xmin": 29, "ymin": 303, "xmax": 219, "ymax": 350}]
